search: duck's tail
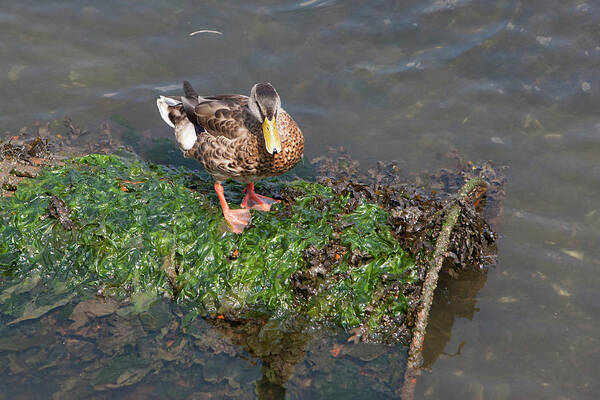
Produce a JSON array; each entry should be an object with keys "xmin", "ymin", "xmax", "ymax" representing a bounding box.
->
[
  {"xmin": 156, "ymin": 95, "xmax": 181, "ymax": 128},
  {"xmin": 157, "ymin": 80, "xmax": 202, "ymax": 127},
  {"xmin": 156, "ymin": 81, "xmax": 204, "ymax": 151},
  {"xmin": 183, "ymin": 80, "xmax": 198, "ymax": 98},
  {"xmin": 156, "ymin": 97, "xmax": 197, "ymax": 151}
]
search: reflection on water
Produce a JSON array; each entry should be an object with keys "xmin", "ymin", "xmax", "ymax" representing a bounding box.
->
[
  {"xmin": 0, "ymin": 281, "xmax": 410, "ymax": 399},
  {"xmin": 2, "ymin": 0, "xmax": 600, "ymax": 398},
  {"xmin": 0, "ymin": 269, "xmax": 488, "ymax": 398},
  {"xmin": 422, "ymin": 270, "xmax": 488, "ymax": 370}
]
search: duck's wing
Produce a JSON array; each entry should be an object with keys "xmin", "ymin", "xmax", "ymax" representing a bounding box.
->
[
  {"xmin": 157, "ymin": 81, "xmax": 253, "ymax": 148},
  {"xmin": 188, "ymin": 95, "xmax": 252, "ymax": 140}
]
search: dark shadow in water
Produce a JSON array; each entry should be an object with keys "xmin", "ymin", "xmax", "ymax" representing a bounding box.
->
[
  {"xmin": 421, "ymin": 268, "xmax": 488, "ymax": 369},
  {"xmin": 206, "ymin": 317, "xmax": 310, "ymax": 400},
  {"xmin": 206, "ymin": 269, "xmax": 489, "ymax": 399}
]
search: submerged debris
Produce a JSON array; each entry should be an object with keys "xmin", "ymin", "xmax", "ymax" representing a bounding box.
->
[
  {"xmin": 0, "ymin": 118, "xmax": 129, "ymax": 197},
  {"xmin": 0, "ymin": 137, "xmax": 57, "ymax": 197},
  {"xmin": 311, "ymin": 147, "xmax": 505, "ymax": 225},
  {"xmin": 0, "ymin": 136, "xmax": 50, "ymax": 163}
]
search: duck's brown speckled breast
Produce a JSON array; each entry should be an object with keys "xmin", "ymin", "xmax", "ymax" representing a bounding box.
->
[{"xmin": 184, "ymin": 110, "xmax": 304, "ymax": 183}]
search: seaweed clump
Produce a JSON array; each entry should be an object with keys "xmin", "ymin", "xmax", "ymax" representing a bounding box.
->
[{"xmin": 0, "ymin": 154, "xmax": 427, "ymax": 342}]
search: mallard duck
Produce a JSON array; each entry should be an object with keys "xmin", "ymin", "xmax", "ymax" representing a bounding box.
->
[{"xmin": 156, "ymin": 81, "xmax": 304, "ymax": 233}]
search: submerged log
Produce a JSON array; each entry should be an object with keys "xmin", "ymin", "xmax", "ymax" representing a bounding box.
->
[{"xmin": 401, "ymin": 177, "xmax": 487, "ymax": 400}]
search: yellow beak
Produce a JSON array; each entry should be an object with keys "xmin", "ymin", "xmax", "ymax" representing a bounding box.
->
[{"xmin": 262, "ymin": 117, "xmax": 281, "ymax": 155}]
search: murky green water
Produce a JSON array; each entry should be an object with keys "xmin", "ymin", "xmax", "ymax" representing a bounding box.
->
[{"xmin": 1, "ymin": 0, "xmax": 599, "ymax": 398}]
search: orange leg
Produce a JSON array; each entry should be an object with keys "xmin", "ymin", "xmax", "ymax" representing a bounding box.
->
[
  {"xmin": 214, "ymin": 182, "xmax": 251, "ymax": 233},
  {"xmin": 240, "ymin": 183, "xmax": 280, "ymax": 212}
]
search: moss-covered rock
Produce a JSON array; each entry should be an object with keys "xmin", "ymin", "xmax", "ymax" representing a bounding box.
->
[{"xmin": 0, "ymin": 154, "xmax": 419, "ymax": 336}]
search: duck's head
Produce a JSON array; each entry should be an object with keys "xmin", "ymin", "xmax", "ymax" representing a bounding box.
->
[{"xmin": 248, "ymin": 83, "xmax": 282, "ymax": 155}]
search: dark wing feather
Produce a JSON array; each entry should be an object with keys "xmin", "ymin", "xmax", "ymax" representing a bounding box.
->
[
  {"xmin": 193, "ymin": 96, "xmax": 250, "ymax": 139},
  {"xmin": 181, "ymin": 96, "xmax": 199, "ymax": 125},
  {"xmin": 183, "ymin": 80, "xmax": 198, "ymax": 98}
]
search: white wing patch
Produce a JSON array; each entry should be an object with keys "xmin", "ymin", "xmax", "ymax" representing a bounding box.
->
[
  {"xmin": 156, "ymin": 95, "xmax": 196, "ymax": 150},
  {"xmin": 156, "ymin": 96, "xmax": 182, "ymax": 128},
  {"xmin": 156, "ymin": 97, "xmax": 174, "ymax": 128},
  {"xmin": 175, "ymin": 120, "xmax": 197, "ymax": 150}
]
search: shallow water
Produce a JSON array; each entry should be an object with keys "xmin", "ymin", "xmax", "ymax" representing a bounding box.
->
[{"xmin": 1, "ymin": 0, "xmax": 599, "ymax": 398}]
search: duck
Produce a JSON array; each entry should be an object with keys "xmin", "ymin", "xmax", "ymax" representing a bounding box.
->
[{"xmin": 156, "ymin": 81, "xmax": 304, "ymax": 233}]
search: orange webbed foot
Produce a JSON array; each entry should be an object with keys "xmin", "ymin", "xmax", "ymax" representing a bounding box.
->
[
  {"xmin": 214, "ymin": 182, "xmax": 252, "ymax": 234},
  {"xmin": 223, "ymin": 208, "xmax": 252, "ymax": 234},
  {"xmin": 241, "ymin": 183, "xmax": 280, "ymax": 212}
]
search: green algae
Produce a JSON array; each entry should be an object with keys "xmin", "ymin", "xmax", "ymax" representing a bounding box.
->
[{"xmin": 0, "ymin": 154, "xmax": 417, "ymax": 333}]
